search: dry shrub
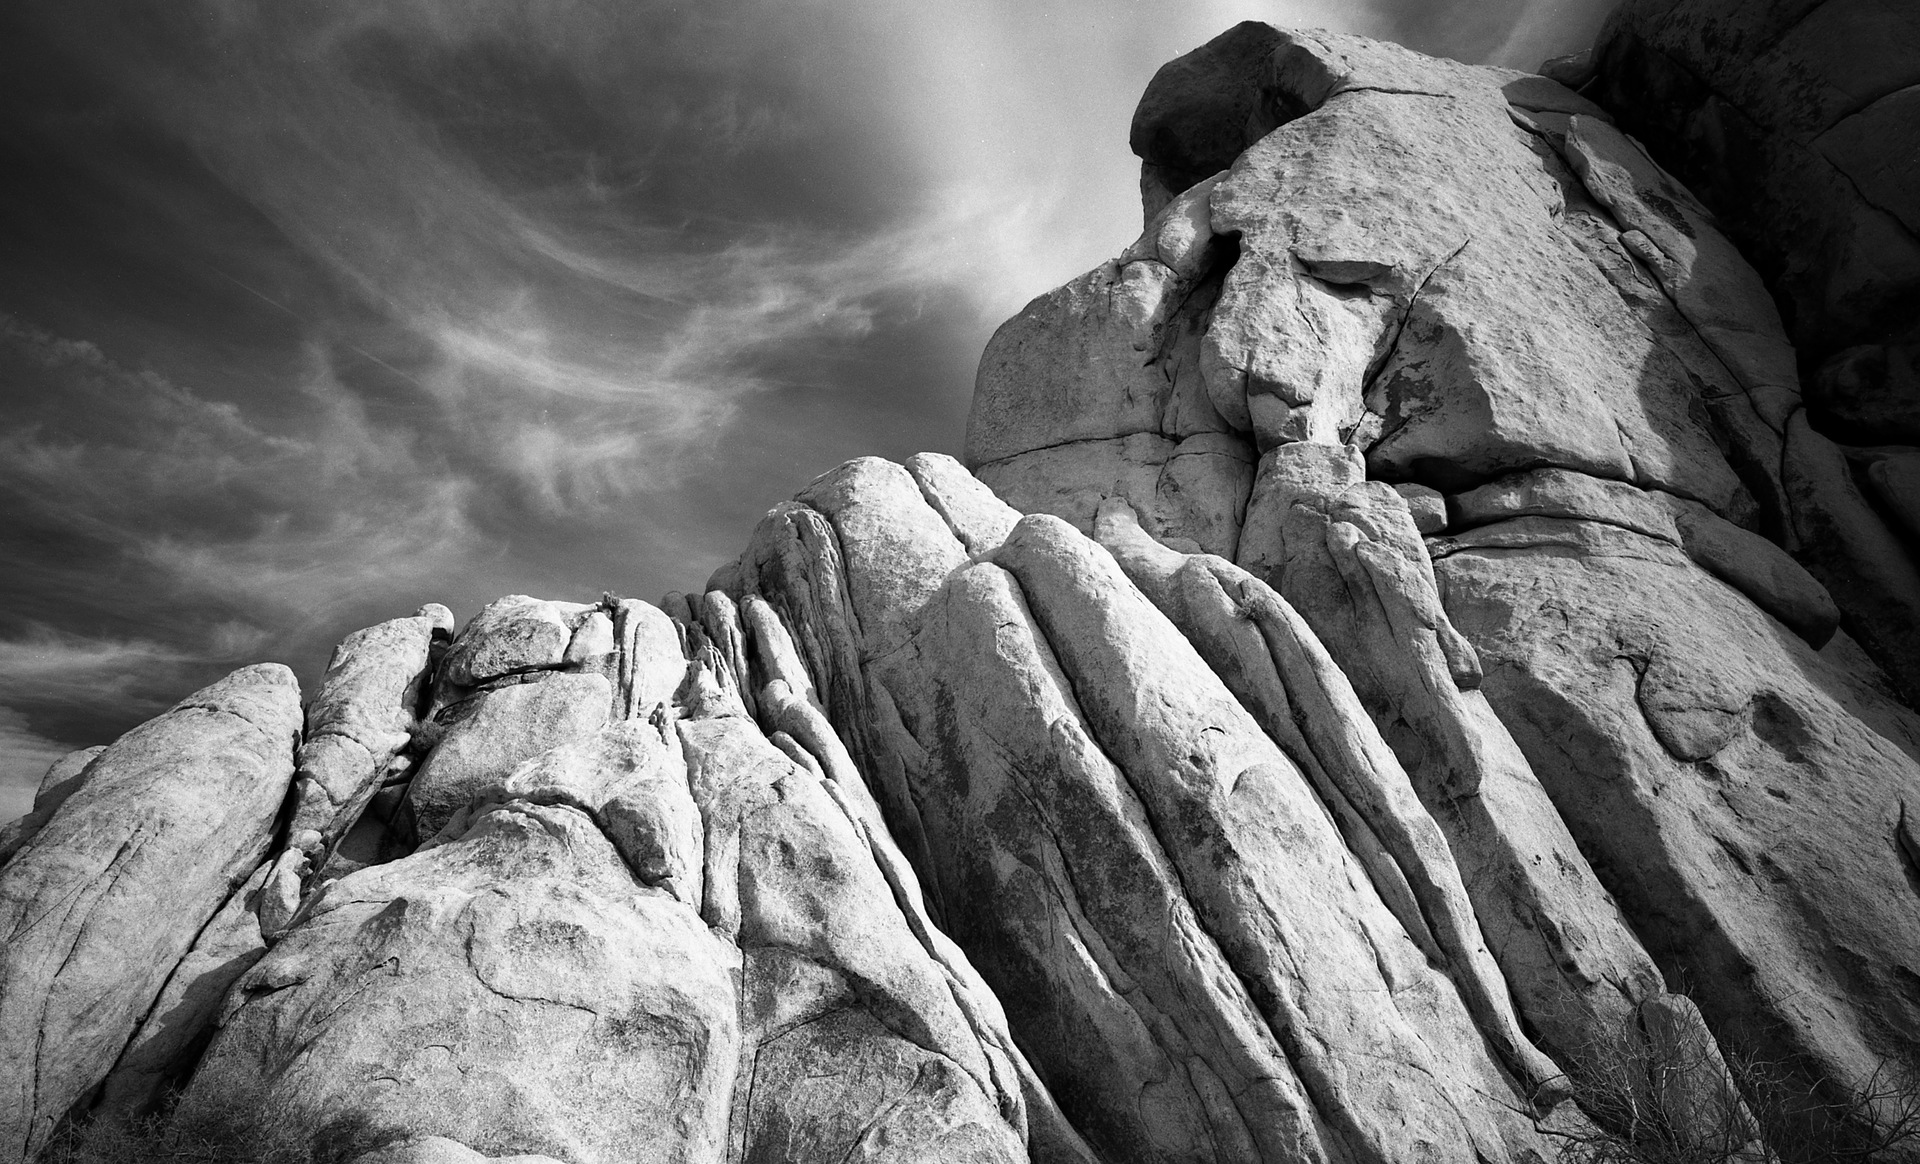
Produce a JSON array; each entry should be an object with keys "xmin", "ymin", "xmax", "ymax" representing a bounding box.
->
[
  {"xmin": 37, "ymin": 1088, "xmax": 379, "ymax": 1164},
  {"xmin": 1546, "ymin": 1007, "xmax": 1920, "ymax": 1164}
]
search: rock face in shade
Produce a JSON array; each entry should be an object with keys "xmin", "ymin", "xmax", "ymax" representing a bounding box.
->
[
  {"xmin": 1586, "ymin": 0, "xmax": 1920, "ymax": 705},
  {"xmin": 93, "ymin": 861, "xmax": 274, "ymax": 1119},
  {"xmin": 0, "ymin": 665, "xmax": 301, "ymax": 1161},
  {"xmin": 1588, "ymin": 0, "xmax": 1920, "ymax": 377},
  {"xmin": 6, "ymin": 19, "xmax": 1920, "ymax": 1164}
]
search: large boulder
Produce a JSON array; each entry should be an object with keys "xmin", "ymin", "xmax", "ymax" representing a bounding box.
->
[
  {"xmin": 290, "ymin": 607, "xmax": 447, "ymax": 845},
  {"xmin": 1587, "ymin": 0, "xmax": 1920, "ymax": 702},
  {"xmin": 0, "ymin": 664, "xmax": 300, "ymax": 1160},
  {"xmin": 183, "ymin": 798, "xmax": 744, "ymax": 1163},
  {"xmin": 1432, "ymin": 512, "xmax": 1920, "ymax": 1103},
  {"xmin": 975, "ymin": 26, "xmax": 1766, "ymax": 550},
  {"xmin": 403, "ymin": 673, "xmax": 614, "ymax": 840}
]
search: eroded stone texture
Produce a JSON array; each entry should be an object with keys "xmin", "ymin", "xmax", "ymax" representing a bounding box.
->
[
  {"xmin": 0, "ymin": 746, "xmax": 105, "ymax": 867},
  {"xmin": 1224, "ymin": 443, "xmax": 1729, "ymax": 1109},
  {"xmin": 152, "ymin": 572, "xmax": 1064, "ymax": 1164},
  {"xmin": 968, "ymin": 169, "xmax": 1257, "ymax": 561},
  {"xmin": 1450, "ymin": 467, "xmax": 1839, "ymax": 645},
  {"xmin": 957, "ymin": 19, "xmax": 1920, "ymax": 1160},
  {"xmin": 404, "ymin": 673, "xmax": 613, "ymax": 840},
  {"xmin": 351, "ymin": 1138, "xmax": 566, "ymax": 1164},
  {"xmin": 438, "ymin": 596, "xmax": 589, "ymax": 688},
  {"xmin": 682, "ymin": 713, "xmax": 1042, "ymax": 1164},
  {"xmin": 95, "ymin": 861, "xmax": 273, "ymax": 1118}
]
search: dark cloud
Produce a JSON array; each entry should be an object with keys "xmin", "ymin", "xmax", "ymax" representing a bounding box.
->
[{"xmin": 0, "ymin": 0, "xmax": 1615, "ymax": 819}]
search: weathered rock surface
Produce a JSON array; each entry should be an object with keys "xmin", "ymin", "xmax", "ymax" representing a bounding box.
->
[
  {"xmin": 94, "ymin": 861, "xmax": 273, "ymax": 1119},
  {"xmin": 404, "ymin": 672, "xmax": 613, "ymax": 840},
  {"xmin": 351, "ymin": 1138, "xmax": 565, "ymax": 1164},
  {"xmin": 7, "ymin": 17, "xmax": 1920, "ymax": 1164},
  {"xmin": 0, "ymin": 665, "xmax": 300, "ymax": 1161},
  {"xmin": 733, "ymin": 453, "xmax": 1565, "ymax": 1162},
  {"xmin": 185, "ymin": 799, "xmax": 744, "ymax": 1163}
]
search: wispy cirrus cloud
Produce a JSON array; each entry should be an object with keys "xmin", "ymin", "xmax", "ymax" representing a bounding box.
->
[
  {"xmin": 0, "ymin": 627, "xmax": 196, "ymax": 709},
  {"xmin": 0, "ymin": 0, "xmax": 1615, "ymax": 812},
  {"xmin": 0, "ymin": 310, "xmax": 488, "ymax": 740}
]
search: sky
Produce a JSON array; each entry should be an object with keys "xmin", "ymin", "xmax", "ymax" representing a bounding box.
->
[{"xmin": 0, "ymin": 0, "xmax": 1614, "ymax": 820}]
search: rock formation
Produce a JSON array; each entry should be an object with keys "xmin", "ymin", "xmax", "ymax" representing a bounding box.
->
[
  {"xmin": 4, "ymin": 12, "xmax": 1919, "ymax": 1164},
  {"xmin": 1579, "ymin": 0, "xmax": 1920, "ymax": 706}
]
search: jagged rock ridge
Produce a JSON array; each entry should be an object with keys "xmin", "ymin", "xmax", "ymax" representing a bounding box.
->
[{"xmin": 3, "ymin": 14, "xmax": 1919, "ymax": 1164}]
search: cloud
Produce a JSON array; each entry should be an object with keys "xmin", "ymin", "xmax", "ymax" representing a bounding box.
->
[
  {"xmin": 0, "ymin": 626, "xmax": 194, "ymax": 714},
  {"xmin": 0, "ymin": 706, "xmax": 74, "ymax": 826},
  {"xmin": 33, "ymin": 0, "xmax": 1033, "ymax": 520},
  {"xmin": 0, "ymin": 309, "xmax": 498, "ymax": 738},
  {"xmin": 0, "ymin": 0, "xmax": 1619, "ymax": 753},
  {"xmin": 0, "ymin": 311, "xmax": 484, "ymax": 608}
]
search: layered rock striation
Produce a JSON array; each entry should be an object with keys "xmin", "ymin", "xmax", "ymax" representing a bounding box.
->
[{"xmin": 4, "ymin": 16, "xmax": 1919, "ymax": 1164}]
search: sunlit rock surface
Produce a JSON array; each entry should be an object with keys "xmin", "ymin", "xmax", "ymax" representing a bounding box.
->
[{"xmin": 4, "ymin": 16, "xmax": 1920, "ymax": 1164}]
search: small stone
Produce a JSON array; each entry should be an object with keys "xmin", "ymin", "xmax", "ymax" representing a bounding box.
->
[
  {"xmin": 1537, "ymin": 49, "xmax": 1595, "ymax": 89},
  {"xmin": 1394, "ymin": 482, "xmax": 1448, "ymax": 534},
  {"xmin": 561, "ymin": 610, "xmax": 615, "ymax": 667},
  {"xmin": 438, "ymin": 597, "xmax": 582, "ymax": 688},
  {"xmin": 255, "ymin": 848, "xmax": 309, "ymax": 940},
  {"xmin": 415, "ymin": 603, "xmax": 456, "ymax": 637}
]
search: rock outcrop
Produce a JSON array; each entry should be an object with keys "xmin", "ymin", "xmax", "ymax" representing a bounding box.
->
[
  {"xmin": 1583, "ymin": 0, "xmax": 1920, "ymax": 706},
  {"xmin": 4, "ymin": 16, "xmax": 1919, "ymax": 1164},
  {"xmin": 0, "ymin": 666, "xmax": 300, "ymax": 1160},
  {"xmin": 971, "ymin": 19, "xmax": 1920, "ymax": 1160}
]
